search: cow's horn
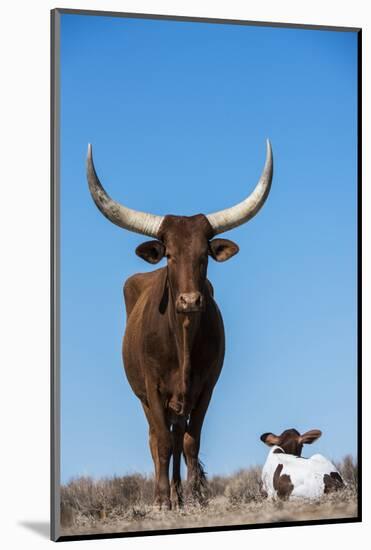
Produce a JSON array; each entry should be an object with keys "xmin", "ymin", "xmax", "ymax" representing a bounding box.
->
[
  {"xmin": 206, "ymin": 140, "xmax": 273, "ymax": 235},
  {"xmin": 86, "ymin": 144, "xmax": 164, "ymax": 237}
]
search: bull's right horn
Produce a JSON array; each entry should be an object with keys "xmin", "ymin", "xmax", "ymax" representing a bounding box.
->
[{"xmin": 86, "ymin": 144, "xmax": 164, "ymax": 238}]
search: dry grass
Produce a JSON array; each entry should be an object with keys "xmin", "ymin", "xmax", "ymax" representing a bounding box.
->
[{"xmin": 60, "ymin": 456, "xmax": 358, "ymax": 537}]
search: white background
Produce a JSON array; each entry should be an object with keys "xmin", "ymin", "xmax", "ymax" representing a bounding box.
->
[{"xmin": 0, "ymin": 0, "xmax": 368, "ymax": 548}]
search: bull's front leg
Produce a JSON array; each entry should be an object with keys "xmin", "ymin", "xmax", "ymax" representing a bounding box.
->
[{"xmin": 146, "ymin": 386, "xmax": 172, "ymax": 509}]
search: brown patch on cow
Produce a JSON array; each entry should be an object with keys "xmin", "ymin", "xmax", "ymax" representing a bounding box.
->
[
  {"xmin": 261, "ymin": 428, "xmax": 322, "ymax": 457},
  {"xmin": 273, "ymin": 448, "xmax": 284, "ymax": 454},
  {"xmin": 278, "ymin": 429, "xmax": 303, "ymax": 456},
  {"xmin": 273, "ymin": 464, "xmax": 294, "ymax": 500},
  {"xmin": 323, "ymin": 472, "xmax": 344, "ymax": 494}
]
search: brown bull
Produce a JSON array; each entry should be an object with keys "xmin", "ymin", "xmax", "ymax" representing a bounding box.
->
[{"xmin": 86, "ymin": 140, "xmax": 273, "ymax": 509}]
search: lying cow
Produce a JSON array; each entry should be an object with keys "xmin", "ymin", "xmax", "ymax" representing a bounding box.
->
[{"xmin": 260, "ymin": 428, "xmax": 344, "ymax": 500}]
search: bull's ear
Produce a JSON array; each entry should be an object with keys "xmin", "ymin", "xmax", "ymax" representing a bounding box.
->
[
  {"xmin": 209, "ymin": 238, "xmax": 239, "ymax": 262},
  {"xmin": 299, "ymin": 430, "xmax": 322, "ymax": 445},
  {"xmin": 260, "ymin": 432, "xmax": 280, "ymax": 446},
  {"xmin": 136, "ymin": 240, "xmax": 165, "ymax": 264}
]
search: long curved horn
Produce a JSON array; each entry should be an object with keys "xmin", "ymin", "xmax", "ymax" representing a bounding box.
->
[
  {"xmin": 86, "ymin": 144, "xmax": 164, "ymax": 238},
  {"xmin": 206, "ymin": 140, "xmax": 273, "ymax": 235}
]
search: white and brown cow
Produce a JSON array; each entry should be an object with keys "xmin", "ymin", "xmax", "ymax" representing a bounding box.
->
[{"xmin": 260, "ymin": 429, "xmax": 344, "ymax": 500}]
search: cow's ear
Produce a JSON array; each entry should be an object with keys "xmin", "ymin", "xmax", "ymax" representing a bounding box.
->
[
  {"xmin": 209, "ymin": 238, "xmax": 239, "ymax": 262},
  {"xmin": 299, "ymin": 430, "xmax": 322, "ymax": 445},
  {"xmin": 260, "ymin": 432, "xmax": 280, "ymax": 446},
  {"xmin": 136, "ymin": 240, "xmax": 165, "ymax": 264}
]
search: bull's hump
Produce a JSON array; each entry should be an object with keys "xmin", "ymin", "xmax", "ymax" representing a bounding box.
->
[
  {"xmin": 124, "ymin": 267, "xmax": 166, "ymax": 300},
  {"xmin": 125, "ymin": 266, "xmax": 166, "ymax": 286},
  {"xmin": 124, "ymin": 267, "xmax": 167, "ymax": 320}
]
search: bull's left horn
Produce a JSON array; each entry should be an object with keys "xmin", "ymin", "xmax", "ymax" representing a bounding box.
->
[
  {"xmin": 86, "ymin": 144, "xmax": 164, "ymax": 237},
  {"xmin": 206, "ymin": 140, "xmax": 273, "ymax": 235}
]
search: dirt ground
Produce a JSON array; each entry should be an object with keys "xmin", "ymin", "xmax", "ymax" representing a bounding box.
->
[{"xmin": 60, "ymin": 492, "xmax": 358, "ymax": 537}]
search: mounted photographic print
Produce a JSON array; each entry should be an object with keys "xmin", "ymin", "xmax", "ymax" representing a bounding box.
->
[{"xmin": 51, "ymin": 8, "xmax": 361, "ymax": 542}]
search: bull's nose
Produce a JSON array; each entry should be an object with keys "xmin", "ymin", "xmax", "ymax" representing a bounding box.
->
[{"xmin": 176, "ymin": 292, "xmax": 204, "ymax": 313}]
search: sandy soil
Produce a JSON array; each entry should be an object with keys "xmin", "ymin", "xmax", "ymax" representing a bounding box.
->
[{"xmin": 60, "ymin": 494, "xmax": 358, "ymax": 537}]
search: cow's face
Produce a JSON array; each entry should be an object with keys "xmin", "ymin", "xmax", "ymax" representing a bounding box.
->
[
  {"xmin": 260, "ymin": 428, "xmax": 322, "ymax": 457},
  {"xmin": 135, "ymin": 214, "xmax": 239, "ymax": 313}
]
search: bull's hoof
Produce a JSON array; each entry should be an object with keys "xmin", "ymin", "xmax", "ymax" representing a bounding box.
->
[
  {"xmin": 170, "ymin": 497, "xmax": 183, "ymax": 510},
  {"xmin": 170, "ymin": 482, "xmax": 184, "ymax": 510},
  {"xmin": 153, "ymin": 495, "xmax": 171, "ymax": 511}
]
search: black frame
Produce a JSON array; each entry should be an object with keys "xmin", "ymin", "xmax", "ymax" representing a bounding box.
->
[{"xmin": 51, "ymin": 8, "xmax": 362, "ymax": 542}]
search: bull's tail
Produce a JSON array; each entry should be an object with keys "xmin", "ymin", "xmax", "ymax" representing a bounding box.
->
[
  {"xmin": 183, "ymin": 454, "xmax": 209, "ymax": 506},
  {"xmin": 196, "ymin": 458, "xmax": 208, "ymax": 488}
]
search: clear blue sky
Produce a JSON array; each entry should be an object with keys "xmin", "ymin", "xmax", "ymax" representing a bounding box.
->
[{"xmin": 60, "ymin": 13, "xmax": 358, "ymax": 484}]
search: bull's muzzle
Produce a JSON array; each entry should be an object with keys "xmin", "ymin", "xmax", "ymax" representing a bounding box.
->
[{"xmin": 176, "ymin": 292, "xmax": 204, "ymax": 313}]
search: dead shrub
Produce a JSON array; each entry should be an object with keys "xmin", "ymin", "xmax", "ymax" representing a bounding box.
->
[
  {"xmin": 60, "ymin": 501, "xmax": 75, "ymax": 528},
  {"xmin": 60, "ymin": 474, "xmax": 155, "ymax": 522},
  {"xmin": 335, "ymin": 455, "xmax": 358, "ymax": 495},
  {"xmin": 224, "ymin": 466, "xmax": 263, "ymax": 505},
  {"xmin": 208, "ymin": 475, "xmax": 229, "ymax": 498}
]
